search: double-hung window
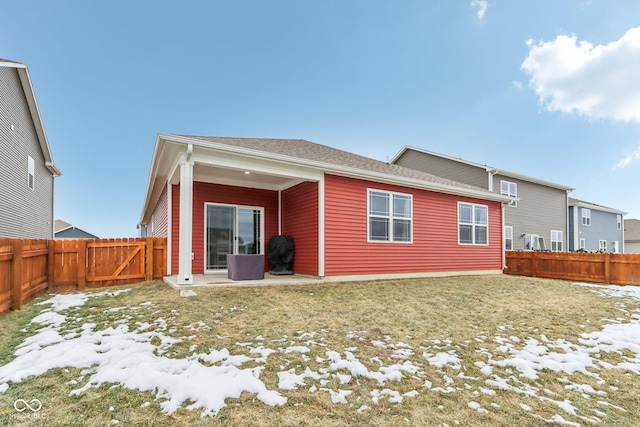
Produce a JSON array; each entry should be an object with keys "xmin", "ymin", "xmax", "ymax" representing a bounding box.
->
[
  {"xmin": 504, "ymin": 226, "xmax": 513, "ymax": 250},
  {"xmin": 458, "ymin": 202, "xmax": 488, "ymax": 245},
  {"xmin": 368, "ymin": 190, "xmax": 412, "ymax": 242},
  {"xmin": 551, "ymin": 230, "xmax": 563, "ymax": 251},
  {"xmin": 500, "ymin": 180, "xmax": 517, "ymax": 206},
  {"xmin": 582, "ymin": 208, "xmax": 591, "ymax": 226},
  {"xmin": 599, "ymin": 240, "xmax": 607, "ymax": 251}
]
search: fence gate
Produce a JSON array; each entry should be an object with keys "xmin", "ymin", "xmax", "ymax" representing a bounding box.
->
[{"xmin": 87, "ymin": 239, "xmax": 147, "ymax": 287}]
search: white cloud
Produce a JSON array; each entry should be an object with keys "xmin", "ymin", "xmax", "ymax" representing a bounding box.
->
[
  {"xmin": 521, "ymin": 27, "xmax": 640, "ymax": 122},
  {"xmin": 614, "ymin": 145, "xmax": 640, "ymax": 169},
  {"xmin": 471, "ymin": 0, "xmax": 488, "ymax": 21},
  {"xmin": 512, "ymin": 80, "xmax": 523, "ymax": 90}
]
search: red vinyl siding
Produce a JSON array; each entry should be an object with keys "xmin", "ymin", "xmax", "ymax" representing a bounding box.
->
[
  {"xmin": 282, "ymin": 181, "xmax": 319, "ymax": 276},
  {"xmin": 323, "ymin": 174, "xmax": 502, "ymax": 276},
  {"xmin": 171, "ymin": 182, "xmax": 279, "ymax": 274}
]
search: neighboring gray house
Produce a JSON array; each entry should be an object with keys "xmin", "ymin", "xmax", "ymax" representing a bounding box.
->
[
  {"xmin": 568, "ymin": 199, "xmax": 626, "ymax": 253},
  {"xmin": 391, "ymin": 146, "xmax": 574, "ymax": 252},
  {"xmin": 54, "ymin": 219, "xmax": 99, "ymax": 239},
  {"xmin": 0, "ymin": 58, "xmax": 61, "ymax": 238},
  {"xmin": 624, "ymin": 219, "xmax": 640, "ymax": 253}
]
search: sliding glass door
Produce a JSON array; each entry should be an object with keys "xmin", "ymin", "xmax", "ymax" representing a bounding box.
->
[{"xmin": 205, "ymin": 204, "xmax": 262, "ymax": 271}]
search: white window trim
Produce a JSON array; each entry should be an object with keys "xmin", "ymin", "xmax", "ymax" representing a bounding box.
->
[
  {"xmin": 613, "ymin": 241, "xmax": 620, "ymax": 253},
  {"xmin": 457, "ymin": 202, "xmax": 489, "ymax": 246},
  {"xmin": 617, "ymin": 215, "xmax": 622, "ymax": 230},
  {"xmin": 598, "ymin": 240, "xmax": 607, "ymax": 251},
  {"xmin": 28, "ymin": 156, "xmax": 35, "ymax": 190},
  {"xmin": 367, "ymin": 189, "xmax": 413, "ymax": 243},
  {"xmin": 579, "ymin": 238, "xmax": 586, "ymax": 250},
  {"xmin": 504, "ymin": 226, "xmax": 513, "ymax": 251},
  {"xmin": 582, "ymin": 208, "xmax": 591, "ymax": 226},
  {"xmin": 500, "ymin": 180, "xmax": 517, "ymax": 207},
  {"xmin": 551, "ymin": 230, "xmax": 563, "ymax": 252}
]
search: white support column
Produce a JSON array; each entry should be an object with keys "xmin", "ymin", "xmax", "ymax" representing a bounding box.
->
[{"xmin": 178, "ymin": 150, "xmax": 194, "ymax": 285}]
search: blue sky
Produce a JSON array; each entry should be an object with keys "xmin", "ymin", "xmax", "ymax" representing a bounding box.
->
[{"xmin": 2, "ymin": 1, "xmax": 639, "ymax": 237}]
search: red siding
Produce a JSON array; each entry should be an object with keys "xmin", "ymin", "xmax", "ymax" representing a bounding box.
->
[
  {"xmin": 282, "ymin": 181, "xmax": 319, "ymax": 276},
  {"xmin": 171, "ymin": 182, "xmax": 279, "ymax": 274},
  {"xmin": 323, "ymin": 174, "xmax": 503, "ymax": 276}
]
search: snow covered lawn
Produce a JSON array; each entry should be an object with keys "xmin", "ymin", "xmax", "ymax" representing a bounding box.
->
[{"xmin": 0, "ymin": 276, "xmax": 639, "ymax": 426}]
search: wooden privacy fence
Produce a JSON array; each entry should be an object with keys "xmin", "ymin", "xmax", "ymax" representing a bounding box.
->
[
  {"xmin": 505, "ymin": 251, "xmax": 640, "ymax": 286},
  {"xmin": 0, "ymin": 237, "xmax": 167, "ymax": 314}
]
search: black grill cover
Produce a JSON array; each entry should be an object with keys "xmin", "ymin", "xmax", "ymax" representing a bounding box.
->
[{"xmin": 267, "ymin": 235, "xmax": 294, "ymax": 275}]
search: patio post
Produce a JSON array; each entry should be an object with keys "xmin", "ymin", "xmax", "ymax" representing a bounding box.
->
[{"xmin": 178, "ymin": 147, "xmax": 194, "ymax": 285}]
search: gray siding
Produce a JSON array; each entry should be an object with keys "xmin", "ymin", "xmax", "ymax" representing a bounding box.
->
[
  {"xmin": 55, "ymin": 228, "xmax": 99, "ymax": 239},
  {"xmin": 149, "ymin": 185, "xmax": 169, "ymax": 237},
  {"xmin": 496, "ymin": 175, "xmax": 568, "ymax": 251},
  {"xmin": 394, "ymin": 149, "xmax": 569, "ymax": 251},
  {"xmin": 570, "ymin": 206, "xmax": 624, "ymax": 252},
  {"xmin": 0, "ymin": 66, "xmax": 55, "ymax": 238},
  {"xmin": 394, "ymin": 150, "xmax": 489, "ymax": 188}
]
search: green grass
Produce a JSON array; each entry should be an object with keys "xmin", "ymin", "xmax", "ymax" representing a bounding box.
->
[{"xmin": 0, "ymin": 275, "xmax": 639, "ymax": 426}]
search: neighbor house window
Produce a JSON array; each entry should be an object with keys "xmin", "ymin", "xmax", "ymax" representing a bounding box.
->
[
  {"xmin": 504, "ymin": 226, "xmax": 513, "ymax": 250},
  {"xmin": 368, "ymin": 189, "xmax": 412, "ymax": 242},
  {"xmin": 500, "ymin": 180, "xmax": 517, "ymax": 206},
  {"xmin": 599, "ymin": 240, "xmax": 607, "ymax": 251},
  {"xmin": 613, "ymin": 241, "xmax": 620, "ymax": 253},
  {"xmin": 617, "ymin": 215, "xmax": 622, "ymax": 230},
  {"xmin": 582, "ymin": 208, "xmax": 591, "ymax": 226},
  {"xmin": 525, "ymin": 234, "xmax": 545, "ymax": 250},
  {"xmin": 551, "ymin": 230, "xmax": 563, "ymax": 251},
  {"xmin": 28, "ymin": 156, "xmax": 35, "ymax": 190},
  {"xmin": 458, "ymin": 202, "xmax": 488, "ymax": 245},
  {"xmin": 579, "ymin": 238, "xmax": 586, "ymax": 250}
]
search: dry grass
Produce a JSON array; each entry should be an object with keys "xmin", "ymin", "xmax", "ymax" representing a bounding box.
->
[{"xmin": 0, "ymin": 275, "xmax": 639, "ymax": 426}]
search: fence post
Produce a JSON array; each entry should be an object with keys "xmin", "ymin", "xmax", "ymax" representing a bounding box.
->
[
  {"xmin": 604, "ymin": 253, "xmax": 611, "ymax": 284},
  {"xmin": 77, "ymin": 239, "xmax": 86, "ymax": 290},
  {"xmin": 12, "ymin": 239, "xmax": 24, "ymax": 311},
  {"xmin": 145, "ymin": 238, "xmax": 154, "ymax": 281},
  {"xmin": 531, "ymin": 251, "xmax": 537, "ymax": 277},
  {"xmin": 47, "ymin": 239, "xmax": 55, "ymax": 291}
]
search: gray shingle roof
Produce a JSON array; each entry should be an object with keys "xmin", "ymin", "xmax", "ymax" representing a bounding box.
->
[{"xmin": 176, "ymin": 135, "xmax": 491, "ymax": 194}]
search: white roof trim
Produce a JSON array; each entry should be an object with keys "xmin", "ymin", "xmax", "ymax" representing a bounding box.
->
[{"xmin": 569, "ymin": 199, "xmax": 627, "ymax": 216}]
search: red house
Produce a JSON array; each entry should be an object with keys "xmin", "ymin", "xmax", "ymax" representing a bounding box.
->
[{"xmin": 139, "ymin": 135, "xmax": 512, "ymax": 285}]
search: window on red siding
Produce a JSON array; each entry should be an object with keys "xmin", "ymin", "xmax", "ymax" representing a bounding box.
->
[
  {"xmin": 368, "ymin": 190, "xmax": 412, "ymax": 243},
  {"xmin": 458, "ymin": 202, "xmax": 488, "ymax": 245}
]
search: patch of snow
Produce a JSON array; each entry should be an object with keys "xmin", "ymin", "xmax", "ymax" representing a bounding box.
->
[
  {"xmin": 468, "ymin": 401, "xmax": 489, "ymax": 414},
  {"xmin": 320, "ymin": 388, "xmax": 352, "ymax": 404}
]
